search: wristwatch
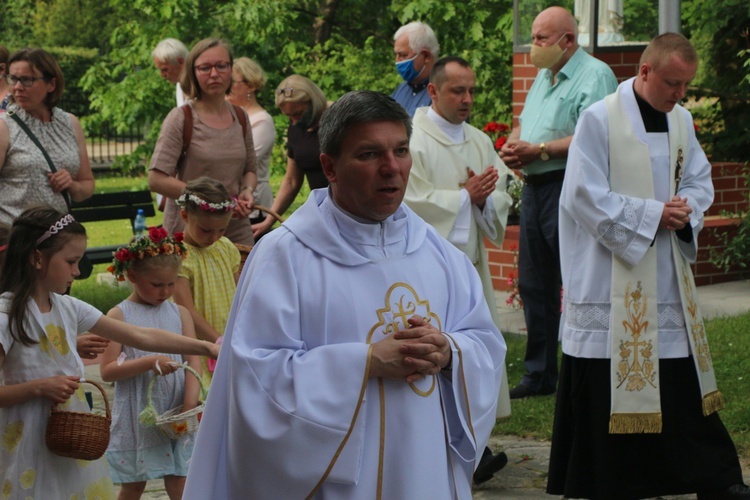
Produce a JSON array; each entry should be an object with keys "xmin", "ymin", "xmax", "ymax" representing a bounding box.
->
[{"xmin": 539, "ymin": 143, "xmax": 550, "ymax": 161}]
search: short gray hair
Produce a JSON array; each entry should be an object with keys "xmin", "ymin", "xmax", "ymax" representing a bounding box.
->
[
  {"xmin": 393, "ymin": 22, "xmax": 439, "ymax": 58},
  {"xmin": 152, "ymin": 38, "xmax": 188, "ymax": 64},
  {"xmin": 319, "ymin": 91, "xmax": 412, "ymax": 158}
]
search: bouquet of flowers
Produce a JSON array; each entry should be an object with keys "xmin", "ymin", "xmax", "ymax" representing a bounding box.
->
[
  {"xmin": 484, "ymin": 120, "xmax": 523, "ymax": 215},
  {"xmin": 483, "ymin": 121, "xmax": 511, "ymax": 151}
]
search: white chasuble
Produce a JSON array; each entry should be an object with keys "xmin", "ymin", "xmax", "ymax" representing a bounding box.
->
[
  {"xmin": 184, "ymin": 189, "xmax": 506, "ymax": 499},
  {"xmin": 405, "ymin": 107, "xmax": 512, "ymax": 329}
]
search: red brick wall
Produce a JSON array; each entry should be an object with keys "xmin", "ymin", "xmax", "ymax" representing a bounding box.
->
[
  {"xmin": 487, "ymin": 162, "xmax": 749, "ymax": 291},
  {"xmin": 499, "ymin": 50, "xmax": 749, "ymax": 290}
]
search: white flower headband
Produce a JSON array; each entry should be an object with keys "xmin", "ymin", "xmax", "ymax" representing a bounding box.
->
[
  {"xmin": 175, "ymin": 193, "xmax": 236, "ymax": 213},
  {"xmin": 36, "ymin": 214, "xmax": 76, "ymax": 246}
]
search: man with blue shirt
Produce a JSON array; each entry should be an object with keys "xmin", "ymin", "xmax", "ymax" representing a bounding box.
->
[
  {"xmin": 500, "ymin": 6, "xmax": 617, "ymax": 399},
  {"xmin": 391, "ymin": 22, "xmax": 438, "ymax": 117}
]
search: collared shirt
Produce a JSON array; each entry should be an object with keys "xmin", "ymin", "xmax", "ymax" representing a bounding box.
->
[
  {"xmin": 391, "ymin": 79, "xmax": 431, "ymax": 117},
  {"xmin": 519, "ymin": 46, "xmax": 617, "ymax": 175}
]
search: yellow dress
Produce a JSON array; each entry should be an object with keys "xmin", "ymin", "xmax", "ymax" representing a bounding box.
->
[{"xmin": 179, "ymin": 237, "xmax": 240, "ymax": 385}]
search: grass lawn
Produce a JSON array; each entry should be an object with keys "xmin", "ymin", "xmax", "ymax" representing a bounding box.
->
[
  {"xmin": 497, "ymin": 313, "xmax": 750, "ymax": 458},
  {"xmin": 73, "ymin": 173, "xmax": 750, "ymax": 459}
]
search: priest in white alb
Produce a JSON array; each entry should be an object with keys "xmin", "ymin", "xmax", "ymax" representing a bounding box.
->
[
  {"xmin": 184, "ymin": 90, "xmax": 506, "ymax": 499},
  {"xmin": 547, "ymin": 33, "xmax": 749, "ymax": 500}
]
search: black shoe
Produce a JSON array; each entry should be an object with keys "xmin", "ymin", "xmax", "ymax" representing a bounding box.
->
[
  {"xmin": 697, "ymin": 483, "xmax": 750, "ymax": 499},
  {"xmin": 509, "ymin": 384, "xmax": 555, "ymax": 399},
  {"xmin": 473, "ymin": 450, "xmax": 508, "ymax": 485}
]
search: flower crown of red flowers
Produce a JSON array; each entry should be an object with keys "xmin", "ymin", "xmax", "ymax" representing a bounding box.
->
[{"xmin": 107, "ymin": 227, "xmax": 187, "ymax": 282}]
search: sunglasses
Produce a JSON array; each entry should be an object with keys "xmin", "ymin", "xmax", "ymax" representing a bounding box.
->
[{"xmin": 277, "ymin": 87, "xmax": 294, "ymax": 98}]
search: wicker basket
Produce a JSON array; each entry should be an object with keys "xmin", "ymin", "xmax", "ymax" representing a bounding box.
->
[
  {"xmin": 142, "ymin": 364, "xmax": 208, "ymax": 440},
  {"xmin": 45, "ymin": 380, "xmax": 111, "ymax": 460}
]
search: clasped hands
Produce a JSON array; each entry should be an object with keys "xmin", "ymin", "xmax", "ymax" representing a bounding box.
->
[
  {"xmin": 369, "ymin": 315, "xmax": 452, "ymax": 384},
  {"xmin": 499, "ymin": 139, "xmax": 536, "ymax": 169},
  {"xmin": 660, "ymin": 196, "xmax": 692, "ymax": 231}
]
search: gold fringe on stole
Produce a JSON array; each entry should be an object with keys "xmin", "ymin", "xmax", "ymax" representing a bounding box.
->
[
  {"xmin": 702, "ymin": 390, "xmax": 725, "ymax": 416},
  {"xmin": 609, "ymin": 413, "xmax": 662, "ymax": 434}
]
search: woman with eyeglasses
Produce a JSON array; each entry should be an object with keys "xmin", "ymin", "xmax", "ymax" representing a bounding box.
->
[
  {"xmin": 251, "ymin": 75, "xmax": 329, "ymax": 239},
  {"xmin": 226, "ymin": 57, "xmax": 276, "ymax": 226},
  {"xmin": 0, "ymin": 48, "xmax": 95, "ymax": 226},
  {"xmin": 148, "ymin": 38, "xmax": 257, "ymax": 246}
]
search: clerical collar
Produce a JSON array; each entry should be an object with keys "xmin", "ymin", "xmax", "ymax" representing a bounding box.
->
[
  {"xmin": 409, "ymin": 78, "xmax": 429, "ymax": 94},
  {"xmin": 323, "ymin": 189, "xmax": 409, "ymax": 258},
  {"xmin": 427, "ymin": 106, "xmax": 465, "ymax": 144},
  {"xmin": 633, "ymin": 87, "xmax": 668, "ymax": 133}
]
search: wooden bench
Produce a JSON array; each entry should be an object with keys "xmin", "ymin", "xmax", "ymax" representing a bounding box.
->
[{"xmin": 71, "ymin": 190, "xmax": 156, "ymax": 264}]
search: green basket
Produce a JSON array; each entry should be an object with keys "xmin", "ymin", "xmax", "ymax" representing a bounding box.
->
[{"xmin": 139, "ymin": 363, "xmax": 208, "ymax": 440}]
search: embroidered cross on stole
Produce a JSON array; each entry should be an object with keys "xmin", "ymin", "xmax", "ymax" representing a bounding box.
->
[{"xmin": 605, "ymin": 86, "xmax": 722, "ymax": 434}]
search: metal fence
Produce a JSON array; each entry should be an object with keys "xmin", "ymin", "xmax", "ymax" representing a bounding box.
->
[{"xmin": 60, "ymin": 94, "xmax": 145, "ymax": 169}]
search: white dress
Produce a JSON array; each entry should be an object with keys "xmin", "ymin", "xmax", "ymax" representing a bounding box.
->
[
  {"xmin": 106, "ymin": 300, "xmax": 193, "ymax": 483},
  {"xmin": 0, "ymin": 293, "xmax": 115, "ymax": 499}
]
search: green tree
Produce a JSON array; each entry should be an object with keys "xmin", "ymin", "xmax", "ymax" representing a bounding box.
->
[
  {"xmin": 77, "ymin": 0, "xmax": 517, "ymax": 175},
  {"xmin": 683, "ymin": 0, "xmax": 750, "ymax": 162},
  {"xmin": 31, "ymin": 0, "xmax": 117, "ymax": 51}
]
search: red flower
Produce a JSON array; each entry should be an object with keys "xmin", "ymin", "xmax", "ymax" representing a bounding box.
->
[
  {"xmin": 148, "ymin": 226, "xmax": 168, "ymax": 242},
  {"xmin": 495, "ymin": 136, "xmax": 507, "ymax": 150},
  {"xmin": 509, "ymin": 243, "xmax": 518, "ymax": 252},
  {"xmin": 484, "ymin": 121, "xmax": 499, "ymax": 133},
  {"xmin": 497, "ymin": 123, "xmax": 510, "ymax": 133},
  {"xmin": 114, "ymin": 248, "xmax": 132, "ymax": 262},
  {"xmin": 173, "ymin": 232, "xmax": 185, "ymax": 243},
  {"xmin": 694, "ymin": 123, "xmax": 699, "ymax": 132}
]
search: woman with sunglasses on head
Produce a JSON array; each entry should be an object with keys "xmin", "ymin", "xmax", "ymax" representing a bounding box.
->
[
  {"xmin": 251, "ymin": 75, "xmax": 329, "ymax": 239},
  {"xmin": 226, "ymin": 57, "xmax": 276, "ymax": 227},
  {"xmin": 149, "ymin": 38, "xmax": 257, "ymax": 247},
  {"xmin": 0, "ymin": 48, "xmax": 95, "ymax": 226}
]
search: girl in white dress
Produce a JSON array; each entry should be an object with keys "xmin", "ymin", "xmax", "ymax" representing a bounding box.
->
[
  {"xmin": 100, "ymin": 228, "xmax": 200, "ymax": 499},
  {"xmin": 0, "ymin": 206, "xmax": 218, "ymax": 500}
]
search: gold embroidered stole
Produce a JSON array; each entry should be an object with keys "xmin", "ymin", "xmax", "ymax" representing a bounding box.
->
[{"xmin": 605, "ymin": 86, "xmax": 722, "ymax": 435}]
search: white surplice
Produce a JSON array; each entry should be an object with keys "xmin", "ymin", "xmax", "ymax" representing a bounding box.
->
[
  {"xmin": 184, "ymin": 189, "xmax": 506, "ymax": 499},
  {"xmin": 559, "ymin": 78, "xmax": 714, "ymax": 359}
]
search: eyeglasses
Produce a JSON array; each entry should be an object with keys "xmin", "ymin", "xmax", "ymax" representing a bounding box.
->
[
  {"xmin": 277, "ymin": 87, "xmax": 294, "ymax": 98},
  {"xmin": 6, "ymin": 75, "xmax": 48, "ymax": 87},
  {"xmin": 195, "ymin": 62, "xmax": 232, "ymax": 75}
]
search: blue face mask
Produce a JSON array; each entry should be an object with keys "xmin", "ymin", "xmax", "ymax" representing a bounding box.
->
[{"xmin": 396, "ymin": 53, "xmax": 425, "ymax": 83}]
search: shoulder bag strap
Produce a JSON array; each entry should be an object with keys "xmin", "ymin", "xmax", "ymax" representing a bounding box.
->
[
  {"xmin": 159, "ymin": 104, "xmax": 192, "ymax": 212},
  {"xmin": 232, "ymin": 104, "xmax": 248, "ymax": 138},
  {"xmin": 7, "ymin": 110, "xmax": 71, "ymax": 211}
]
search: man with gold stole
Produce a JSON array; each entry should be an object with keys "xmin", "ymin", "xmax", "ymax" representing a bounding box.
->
[{"xmin": 548, "ymin": 33, "xmax": 750, "ymax": 500}]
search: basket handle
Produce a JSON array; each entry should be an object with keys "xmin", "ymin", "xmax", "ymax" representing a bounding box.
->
[
  {"xmin": 50, "ymin": 379, "xmax": 111, "ymax": 419},
  {"xmin": 145, "ymin": 363, "xmax": 208, "ymax": 412}
]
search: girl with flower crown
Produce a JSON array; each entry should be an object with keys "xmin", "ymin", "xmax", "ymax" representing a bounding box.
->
[
  {"xmin": 0, "ymin": 206, "xmax": 218, "ymax": 500},
  {"xmin": 173, "ymin": 177, "xmax": 241, "ymax": 385},
  {"xmin": 100, "ymin": 226, "xmax": 200, "ymax": 499}
]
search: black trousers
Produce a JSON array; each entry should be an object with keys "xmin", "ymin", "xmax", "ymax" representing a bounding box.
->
[
  {"xmin": 518, "ymin": 180, "xmax": 563, "ymax": 393},
  {"xmin": 548, "ymin": 354, "xmax": 743, "ymax": 500}
]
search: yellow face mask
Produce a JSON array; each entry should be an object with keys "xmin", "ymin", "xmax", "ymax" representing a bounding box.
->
[{"xmin": 530, "ymin": 33, "xmax": 568, "ymax": 69}]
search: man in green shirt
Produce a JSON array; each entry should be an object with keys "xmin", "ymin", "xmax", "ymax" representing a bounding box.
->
[{"xmin": 500, "ymin": 6, "xmax": 617, "ymax": 399}]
